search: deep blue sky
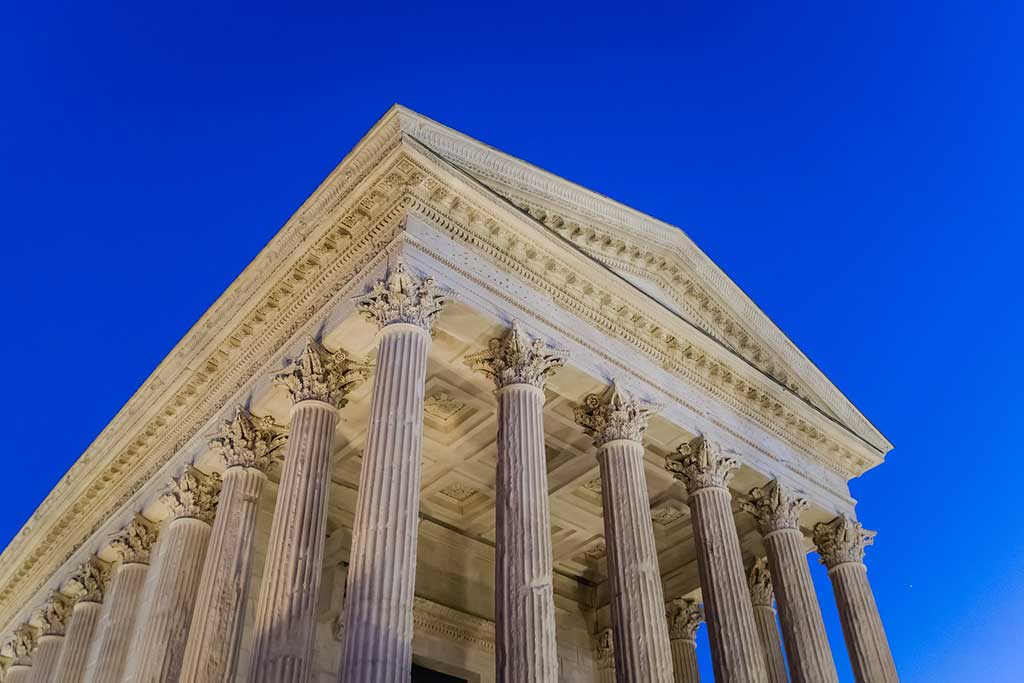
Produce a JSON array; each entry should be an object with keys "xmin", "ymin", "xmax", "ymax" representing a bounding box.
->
[{"xmin": 2, "ymin": 2, "xmax": 1021, "ymax": 681}]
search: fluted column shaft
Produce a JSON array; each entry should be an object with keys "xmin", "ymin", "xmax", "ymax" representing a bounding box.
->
[
  {"xmin": 124, "ymin": 516, "xmax": 212, "ymax": 682},
  {"xmin": 29, "ymin": 635, "xmax": 62, "ymax": 683},
  {"xmin": 493, "ymin": 383, "xmax": 558, "ymax": 682},
  {"xmin": 53, "ymin": 601, "xmax": 102, "ymax": 683},
  {"xmin": 180, "ymin": 466, "xmax": 267, "ymax": 683},
  {"xmin": 750, "ymin": 604, "xmax": 786, "ymax": 683},
  {"xmin": 764, "ymin": 528, "xmax": 837, "ymax": 682},
  {"xmin": 6, "ymin": 666, "xmax": 31, "ymax": 683},
  {"xmin": 689, "ymin": 486, "xmax": 767, "ymax": 683},
  {"xmin": 670, "ymin": 638, "xmax": 700, "ymax": 683},
  {"xmin": 828, "ymin": 563, "xmax": 897, "ymax": 683},
  {"xmin": 339, "ymin": 323, "xmax": 430, "ymax": 683},
  {"xmin": 250, "ymin": 400, "xmax": 339, "ymax": 683},
  {"xmin": 599, "ymin": 439, "xmax": 674, "ymax": 682},
  {"xmin": 84, "ymin": 562, "xmax": 149, "ymax": 683}
]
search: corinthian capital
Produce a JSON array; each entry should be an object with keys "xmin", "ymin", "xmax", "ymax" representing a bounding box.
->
[
  {"xmin": 467, "ymin": 321, "xmax": 567, "ymax": 390},
  {"xmin": 66, "ymin": 557, "xmax": 110, "ymax": 604},
  {"xmin": 747, "ymin": 558, "xmax": 774, "ymax": 608},
  {"xmin": 161, "ymin": 469, "xmax": 221, "ymax": 523},
  {"xmin": 212, "ymin": 407, "xmax": 287, "ymax": 471},
  {"xmin": 591, "ymin": 628, "xmax": 614, "ymax": 668},
  {"xmin": 273, "ymin": 338, "xmax": 371, "ymax": 407},
  {"xmin": 741, "ymin": 479, "xmax": 809, "ymax": 535},
  {"xmin": 355, "ymin": 260, "xmax": 451, "ymax": 332},
  {"xmin": 574, "ymin": 381, "xmax": 659, "ymax": 446},
  {"xmin": 666, "ymin": 597, "xmax": 704, "ymax": 641},
  {"xmin": 665, "ymin": 436, "xmax": 738, "ymax": 493},
  {"xmin": 5, "ymin": 624, "xmax": 38, "ymax": 664},
  {"xmin": 813, "ymin": 514, "xmax": 876, "ymax": 569},
  {"xmin": 109, "ymin": 515, "xmax": 158, "ymax": 564},
  {"xmin": 32, "ymin": 593, "xmax": 71, "ymax": 637}
]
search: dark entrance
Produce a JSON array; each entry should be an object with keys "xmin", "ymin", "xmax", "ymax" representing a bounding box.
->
[{"xmin": 411, "ymin": 663, "xmax": 467, "ymax": 682}]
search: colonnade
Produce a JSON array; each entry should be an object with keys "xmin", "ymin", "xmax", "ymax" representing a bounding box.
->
[{"xmin": 0, "ymin": 262, "xmax": 896, "ymax": 682}]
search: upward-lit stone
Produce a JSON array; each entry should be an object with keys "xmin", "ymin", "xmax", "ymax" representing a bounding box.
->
[
  {"xmin": 666, "ymin": 598, "xmax": 703, "ymax": 683},
  {"xmin": 52, "ymin": 557, "xmax": 109, "ymax": 683}
]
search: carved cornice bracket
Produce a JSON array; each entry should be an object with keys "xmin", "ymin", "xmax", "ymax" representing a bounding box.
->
[
  {"xmin": 211, "ymin": 406, "xmax": 287, "ymax": 472},
  {"xmin": 666, "ymin": 436, "xmax": 738, "ymax": 493},
  {"xmin": 466, "ymin": 320, "xmax": 567, "ymax": 390},
  {"xmin": 742, "ymin": 479, "xmax": 809, "ymax": 535},
  {"xmin": 273, "ymin": 338, "xmax": 371, "ymax": 407},
  {"xmin": 813, "ymin": 514, "xmax": 876, "ymax": 569},
  {"xmin": 161, "ymin": 469, "xmax": 220, "ymax": 524},
  {"xmin": 574, "ymin": 381, "xmax": 659, "ymax": 447},
  {"xmin": 355, "ymin": 259, "xmax": 451, "ymax": 332},
  {"xmin": 666, "ymin": 597, "xmax": 704, "ymax": 641}
]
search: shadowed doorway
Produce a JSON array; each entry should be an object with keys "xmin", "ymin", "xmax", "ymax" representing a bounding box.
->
[{"xmin": 411, "ymin": 663, "xmax": 468, "ymax": 682}]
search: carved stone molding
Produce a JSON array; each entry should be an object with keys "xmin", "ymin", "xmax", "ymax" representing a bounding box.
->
[
  {"xmin": 355, "ymin": 259, "xmax": 451, "ymax": 331},
  {"xmin": 747, "ymin": 558, "xmax": 774, "ymax": 608},
  {"xmin": 592, "ymin": 627, "xmax": 614, "ymax": 668},
  {"xmin": 211, "ymin": 406, "xmax": 287, "ymax": 471},
  {"xmin": 412, "ymin": 596, "xmax": 494, "ymax": 653},
  {"xmin": 108, "ymin": 515, "xmax": 158, "ymax": 565},
  {"xmin": 741, "ymin": 479, "xmax": 809, "ymax": 535},
  {"xmin": 665, "ymin": 436, "xmax": 738, "ymax": 493},
  {"xmin": 65, "ymin": 557, "xmax": 110, "ymax": 604},
  {"xmin": 273, "ymin": 338, "xmax": 371, "ymax": 407},
  {"xmin": 813, "ymin": 515, "xmax": 876, "ymax": 569},
  {"xmin": 32, "ymin": 593, "xmax": 71, "ymax": 637},
  {"xmin": 574, "ymin": 381, "xmax": 659, "ymax": 446},
  {"xmin": 160, "ymin": 469, "xmax": 220, "ymax": 523},
  {"xmin": 665, "ymin": 597, "xmax": 703, "ymax": 641},
  {"xmin": 466, "ymin": 320, "xmax": 567, "ymax": 390}
]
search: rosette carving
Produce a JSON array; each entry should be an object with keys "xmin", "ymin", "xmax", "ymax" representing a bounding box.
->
[
  {"xmin": 273, "ymin": 338, "xmax": 371, "ymax": 407},
  {"xmin": 813, "ymin": 514, "xmax": 877, "ymax": 569},
  {"xmin": 665, "ymin": 436, "xmax": 738, "ymax": 493},
  {"xmin": 665, "ymin": 597, "xmax": 704, "ymax": 641},
  {"xmin": 109, "ymin": 515, "xmax": 158, "ymax": 564},
  {"xmin": 211, "ymin": 406, "xmax": 287, "ymax": 471},
  {"xmin": 66, "ymin": 557, "xmax": 110, "ymax": 604},
  {"xmin": 574, "ymin": 381, "xmax": 659, "ymax": 446},
  {"xmin": 354, "ymin": 260, "xmax": 451, "ymax": 331},
  {"xmin": 591, "ymin": 627, "xmax": 614, "ymax": 668},
  {"xmin": 747, "ymin": 558, "xmax": 774, "ymax": 608},
  {"xmin": 741, "ymin": 479, "xmax": 809, "ymax": 534},
  {"xmin": 161, "ymin": 469, "xmax": 221, "ymax": 523},
  {"xmin": 33, "ymin": 593, "xmax": 71, "ymax": 637},
  {"xmin": 467, "ymin": 321, "xmax": 567, "ymax": 389}
]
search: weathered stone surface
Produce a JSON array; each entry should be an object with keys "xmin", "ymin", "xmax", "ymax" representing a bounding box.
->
[
  {"xmin": 747, "ymin": 559, "xmax": 787, "ymax": 683},
  {"xmin": 592, "ymin": 628, "xmax": 616, "ymax": 683},
  {"xmin": 666, "ymin": 598, "xmax": 703, "ymax": 683},
  {"xmin": 51, "ymin": 600, "xmax": 102, "ymax": 683}
]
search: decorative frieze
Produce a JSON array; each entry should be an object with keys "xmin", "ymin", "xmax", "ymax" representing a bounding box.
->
[
  {"xmin": 211, "ymin": 406, "xmax": 287, "ymax": 471},
  {"xmin": 273, "ymin": 338, "xmax": 371, "ymax": 406},
  {"xmin": 813, "ymin": 515, "xmax": 876, "ymax": 569},
  {"xmin": 355, "ymin": 259, "xmax": 451, "ymax": 331},
  {"xmin": 574, "ymin": 381, "xmax": 658, "ymax": 446},
  {"xmin": 108, "ymin": 515, "xmax": 158, "ymax": 565},
  {"xmin": 666, "ymin": 436, "xmax": 738, "ymax": 493},
  {"xmin": 466, "ymin": 320, "xmax": 567, "ymax": 389},
  {"xmin": 742, "ymin": 480, "xmax": 808, "ymax": 535},
  {"xmin": 160, "ymin": 468, "xmax": 221, "ymax": 523}
]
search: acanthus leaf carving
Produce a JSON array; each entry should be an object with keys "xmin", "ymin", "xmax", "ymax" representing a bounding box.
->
[
  {"xmin": 32, "ymin": 592, "xmax": 71, "ymax": 637},
  {"xmin": 813, "ymin": 514, "xmax": 876, "ymax": 569},
  {"xmin": 211, "ymin": 406, "xmax": 287, "ymax": 472},
  {"xmin": 273, "ymin": 338, "xmax": 371, "ymax": 407},
  {"xmin": 741, "ymin": 479, "xmax": 809, "ymax": 534},
  {"xmin": 466, "ymin": 320, "xmax": 567, "ymax": 390},
  {"xmin": 665, "ymin": 597, "xmax": 704, "ymax": 641},
  {"xmin": 160, "ymin": 468, "xmax": 220, "ymax": 524},
  {"xmin": 665, "ymin": 436, "xmax": 738, "ymax": 493},
  {"xmin": 108, "ymin": 515, "xmax": 158, "ymax": 565},
  {"xmin": 747, "ymin": 557, "xmax": 774, "ymax": 608},
  {"xmin": 3, "ymin": 623, "xmax": 38, "ymax": 665},
  {"xmin": 574, "ymin": 381, "xmax": 659, "ymax": 447},
  {"xmin": 354, "ymin": 259, "xmax": 451, "ymax": 332},
  {"xmin": 65, "ymin": 557, "xmax": 110, "ymax": 604}
]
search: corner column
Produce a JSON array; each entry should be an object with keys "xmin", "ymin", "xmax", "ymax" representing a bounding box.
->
[
  {"xmin": 814, "ymin": 515, "xmax": 898, "ymax": 683},
  {"xmin": 339, "ymin": 261, "xmax": 449, "ymax": 683},
  {"xmin": 124, "ymin": 468, "xmax": 220, "ymax": 683},
  {"xmin": 666, "ymin": 437, "xmax": 768, "ymax": 683},
  {"xmin": 743, "ymin": 480, "xmax": 838, "ymax": 683},
  {"xmin": 83, "ymin": 515, "xmax": 158, "ymax": 683},
  {"xmin": 747, "ymin": 559, "xmax": 787, "ymax": 683},
  {"xmin": 576, "ymin": 382, "xmax": 674, "ymax": 683},
  {"xmin": 28, "ymin": 593, "xmax": 71, "ymax": 683},
  {"xmin": 592, "ymin": 629, "xmax": 616, "ymax": 683},
  {"xmin": 250, "ymin": 339, "xmax": 369, "ymax": 683},
  {"xmin": 52, "ymin": 558, "xmax": 110, "ymax": 683},
  {"xmin": 666, "ymin": 597, "xmax": 703, "ymax": 683},
  {"xmin": 180, "ymin": 407, "xmax": 286, "ymax": 683},
  {"xmin": 468, "ymin": 321, "xmax": 566, "ymax": 683}
]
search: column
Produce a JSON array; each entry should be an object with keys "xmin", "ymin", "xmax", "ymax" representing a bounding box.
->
[
  {"xmin": 250, "ymin": 338, "xmax": 370, "ymax": 683},
  {"xmin": 666, "ymin": 597, "xmax": 703, "ymax": 683},
  {"xmin": 84, "ymin": 515, "xmax": 158, "ymax": 683},
  {"xmin": 814, "ymin": 515, "xmax": 898, "ymax": 683},
  {"xmin": 28, "ymin": 593, "xmax": 71, "ymax": 683},
  {"xmin": 576, "ymin": 382, "xmax": 674, "ymax": 683},
  {"xmin": 180, "ymin": 407, "xmax": 286, "ymax": 683},
  {"xmin": 592, "ymin": 629, "xmax": 616, "ymax": 683},
  {"xmin": 666, "ymin": 437, "xmax": 768, "ymax": 683},
  {"xmin": 747, "ymin": 559, "xmax": 787, "ymax": 683},
  {"xmin": 468, "ymin": 321, "xmax": 566, "ymax": 683},
  {"xmin": 52, "ymin": 558, "xmax": 110, "ymax": 683},
  {"xmin": 124, "ymin": 468, "xmax": 220, "ymax": 683},
  {"xmin": 743, "ymin": 480, "xmax": 838, "ymax": 683},
  {"xmin": 339, "ymin": 260, "xmax": 449, "ymax": 683},
  {"xmin": 4, "ymin": 624, "xmax": 38, "ymax": 683}
]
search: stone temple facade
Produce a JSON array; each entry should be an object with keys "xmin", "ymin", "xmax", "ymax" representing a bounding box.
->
[{"xmin": 0, "ymin": 106, "xmax": 897, "ymax": 683}]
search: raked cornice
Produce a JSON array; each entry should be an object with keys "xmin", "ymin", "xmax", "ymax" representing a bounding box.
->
[{"xmin": 0, "ymin": 106, "xmax": 888, "ymax": 633}]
